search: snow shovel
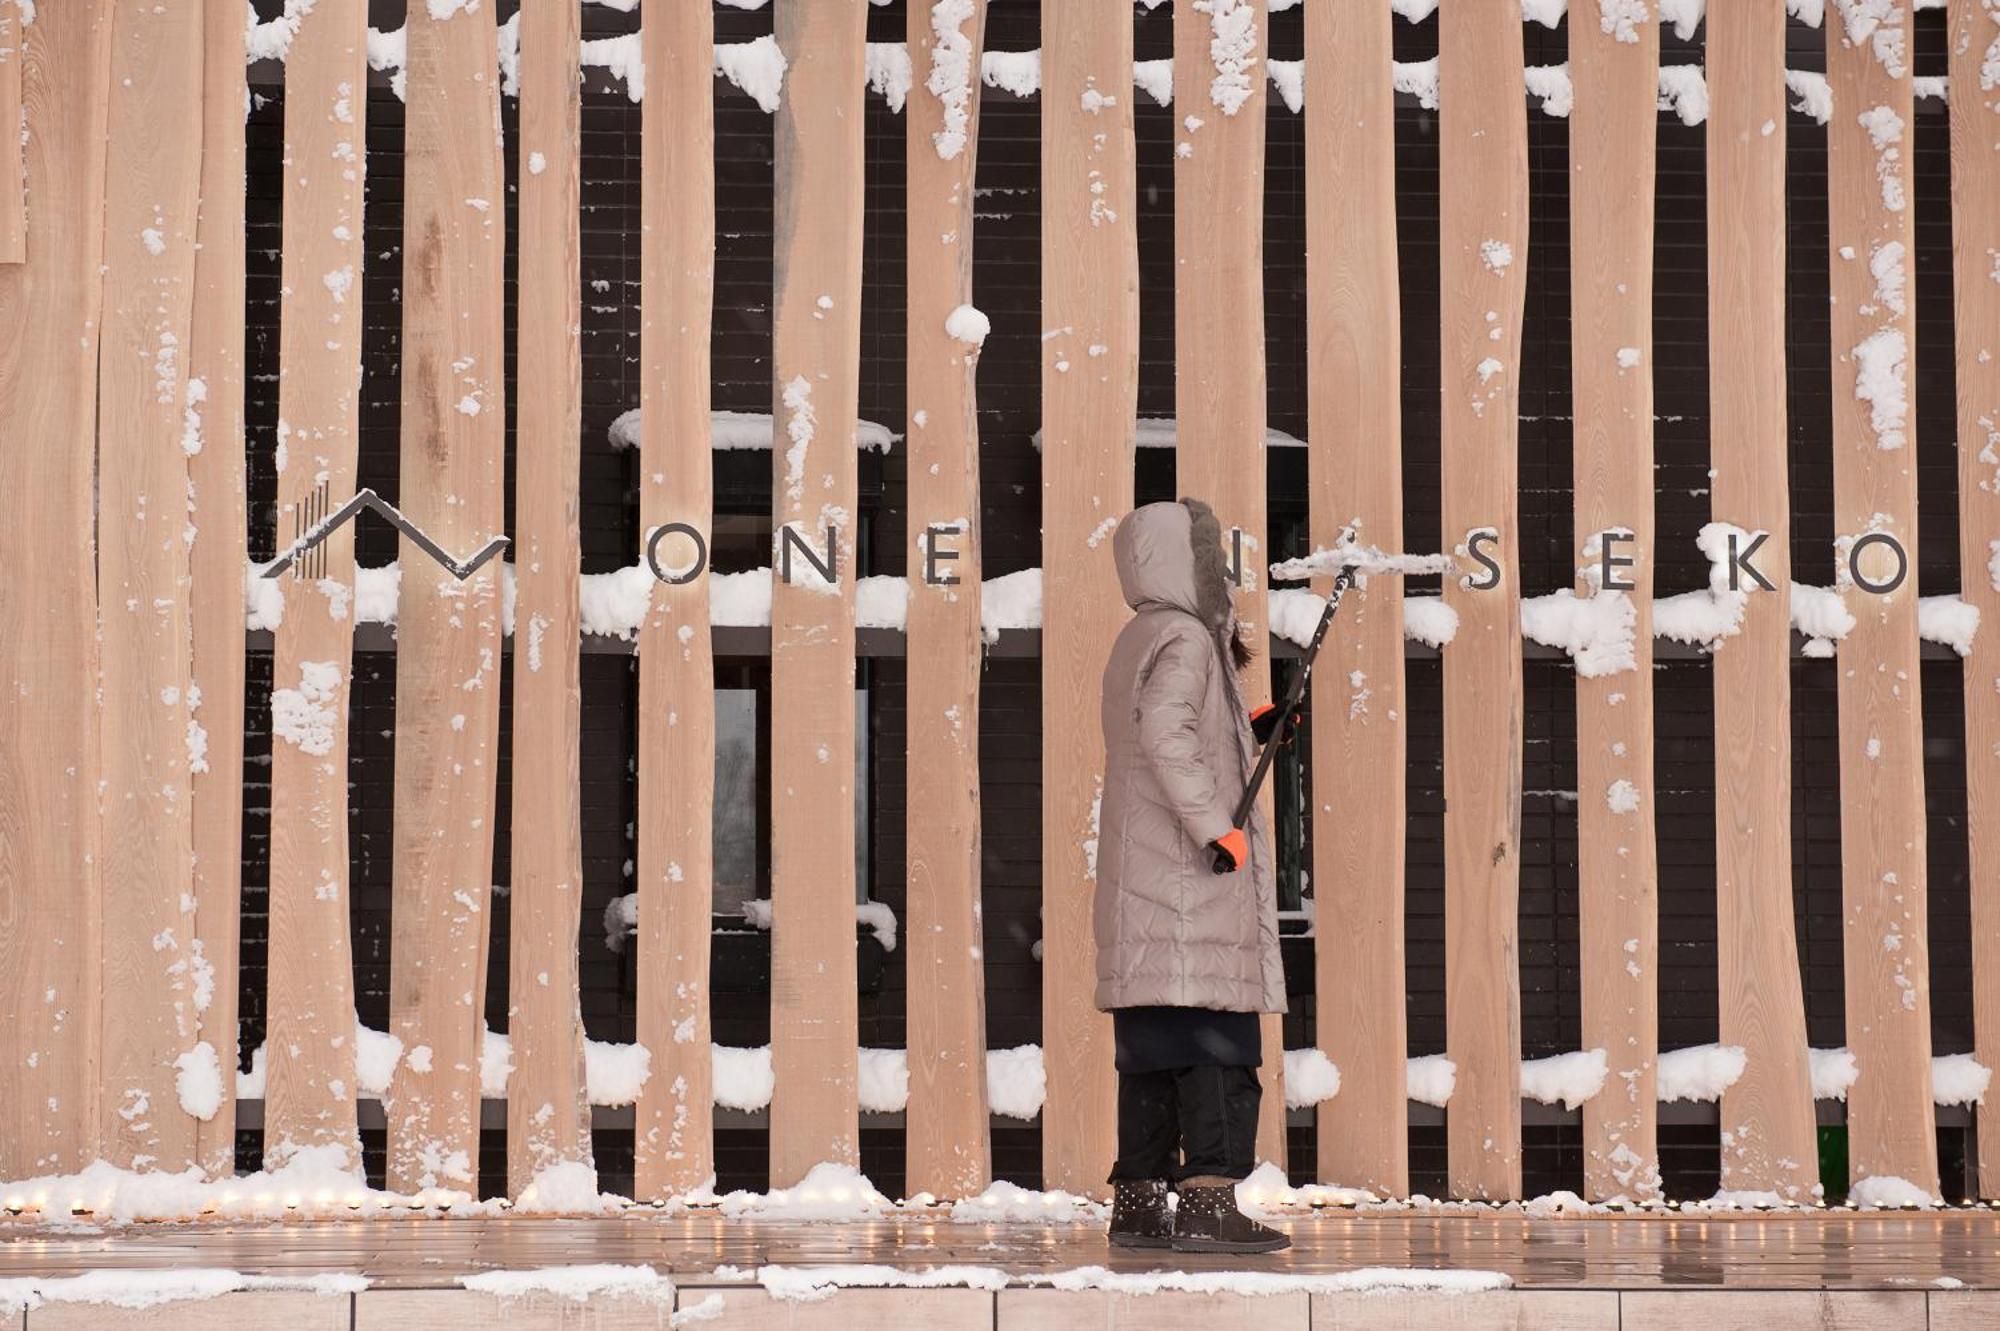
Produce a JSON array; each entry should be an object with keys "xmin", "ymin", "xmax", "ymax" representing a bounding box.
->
[{"xmin": 1210, "ymin": 542, "xmax": 1456, "ymax": 876}]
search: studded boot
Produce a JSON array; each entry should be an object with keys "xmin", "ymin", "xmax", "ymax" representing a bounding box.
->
[
  {"xmin": 1108, "ymin": 1178, "xmax": 1174, "ymax": 1249},
  {"xmin": 1170, "ymin": 1179, "xmax": 1291, "ymax": 1254}
]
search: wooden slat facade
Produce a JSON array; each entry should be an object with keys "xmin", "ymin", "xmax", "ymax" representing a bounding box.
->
[
  {"xmin": 263, "ymin": 0, "xmax": 367, "ymax": 1172},
  {"xmin": 1305, "ymin": 0, "xmax": 1408, "ymax": 1201},
  {"xmin": 1172, "ymin": 0, "xmax": 1286, "ymax": 1170},
  {"xmin": 1568, "ymin": 2, "xmax": 1661, "ymax": 1204},
  {"xmin": 1706, "ymin": 2, "xmax": 1821, "ymax": 1201},
  {"xmin": 187, "ymin": 0, "xmax": 250, "ymax": 1180},
  {"xmin": 386, "ymin": 0, "xmax": 507, "ymax": 1196},
  {"xmin": 1438, "ymin": 0, "xmax": 1528, "ymax": 1201},
  {"xmin": 506, "ymin": 0, "xmax": 592, "ymax": 1200},
  {"xmin": 767, "ymin": 0, "xmax": 869, "ymax": 1188},
  {"xmin": 1950, "ymin": 0, "xmax": 2000, "ymax": 1202},
  {"xmin": 904, "ymin": 0, "xmax": 993, "ymax": 1200},
  {"xmin": 95, "ymin": 0, "xmax": 205, "ymax": 1174},
  {"xmin": 1824, "ymin": 1, "xmax": 1938, "ymax": 1197},
  {"xmin": 0, "ymin": 0, "xmax": 111, "ymax": 1179},
  {"xmin": 1039, "ymin": 0, "xmax": 1138, "ymax": 1195},
  {"xmin": 0, "ymin": 0, "xmax": 20, "ymax": 264},
  {"xmin": 634, "ymin": 0, "xmax": 719, "ymax": 1201}
]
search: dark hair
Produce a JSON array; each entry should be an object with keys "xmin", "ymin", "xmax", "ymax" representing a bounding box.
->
[
  {"xmin": 1229, "ymin": 623, "xmax": 1255, "ymax": 673},
  {"xmin": 1179, "ymin": 496, "xmax": 1257, "ymax": 673}
]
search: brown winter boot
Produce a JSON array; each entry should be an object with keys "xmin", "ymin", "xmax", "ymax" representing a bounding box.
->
[
  {"xmin": 1170, "ymin": 1178, "xmax": 1291, "ymax": 1254},
  {"xmin": 1108, "ymin": 1179, "xmax": 1174, "ymax": 1249}
]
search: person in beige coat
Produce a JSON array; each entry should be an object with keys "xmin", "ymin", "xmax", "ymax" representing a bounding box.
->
[{"xmin": 1096, "ymin": 498, "xmax": 1292, "ymax": 1255}]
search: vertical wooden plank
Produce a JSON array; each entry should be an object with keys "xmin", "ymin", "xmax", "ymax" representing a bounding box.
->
[
  {"xmin": 905, "ymin": 0, "xmax": 993, "ymax": 1199},
  {"xmin": 386, "ymin": 0, "xmax": 506, "ymax": 1196},
  {"xmin": 1569, "ymin": 1, "xmax": 1661, "ymax": 1204},
  {"xmin": 0, "ymin": 0, "xmax": 21, "ymax": 263},
  {"xmin": 263, "ymin": 0, "xmax": 367, "ymax": 1172},
  {"xmin": 1437, "ymin": 0, "xmax": 1526, "ymax": 1201},
  {"xmin": 1173, "ymin": 0, "xmax": 1285, "ymax": 1172},
  {"xmin": 634, "ymin": 0, "xmax": 716, "ymax": 1201},
  {"xmin": 1706, "ymin": 2, "xmax": 1820, "ymax": 1201},
  {"xmin": 1825, "ymin": 1, "xmax": 1937, "ymax": 1196},
  {"xmin": 767, "ymin": 0, "xmax": 868, "ymax": 1187},
  {"xmin": 188, "ymin": 0, "xmax": 248, "ymax": 1179},
  {"xmin": 1951, "ymin": 0, "xmax": 2000, "ymax": 1200},
  {"xmin": 0, "ymin": 0, "xmax": 111, "ymax": 1178},
  {"xmin": 1040, "ymin": 0, "xmax": 1136, "ymax": 1196},
  {"xmin": 507, "ymin": 0, "xmax": 591, "ymax": 1200},
  {"xmin": 1306, "ymin": 0, "xmax": 1407, "ymax": 1199},
  {"xmin": 95, "ymin": 0, "xmax": 204, "ymax": 1173}
]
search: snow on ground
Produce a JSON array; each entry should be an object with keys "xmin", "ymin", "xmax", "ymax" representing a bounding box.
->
[
  {"xmin": 0, "ymin": 1145, "xmax": 414, "ymax": 1223},
  {"xmin": 510, "ymin": 1162, "xmax": 618, "ymax": 1216},
  {"xmin": 948, "ymin": 1180, "xmax": 1104, "ymax": 1223},
  {"xmin": 0, "ymin": 1270, "xmax": 366, "ymax": 1316},
  {"xmin": 459, "ymin": 1264, "xmax": 672, "ymax": 1303},
  {"xmin": 716, "ymin": 1162, "xmax": 891, "ymax": 1220},
  {"xmin": 1849, "ymin": 1174, "xmax": 1943, "ymax": 1208}
]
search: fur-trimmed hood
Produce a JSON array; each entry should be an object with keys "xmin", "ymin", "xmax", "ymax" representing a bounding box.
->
[{"xmin": 1112, "ymin": 498, "xmax": 1233, "ymax": 630}]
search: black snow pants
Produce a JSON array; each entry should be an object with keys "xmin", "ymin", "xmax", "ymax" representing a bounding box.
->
[{"xmin": 1106, "ymin": 1064, "xmax": 1262, "ymax": 1184}]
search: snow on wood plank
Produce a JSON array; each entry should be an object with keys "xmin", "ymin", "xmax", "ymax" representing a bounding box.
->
[
  {"xmin": 1568, "ymin": 6, "xmax": 1662, "ymax": 1205},
  {"xmin": 506, "ymin": 0, "xmax": 591, "ymax": 1202},
  {"xmin": 1950, "ymin": 0, "xmax": 2000, "ymax": 1202},
  {"xmin": 264, "ymin": 0, "xmax": 368, "ymax": 1174},
  {"xmin": 1304, "ymin": 0, "xmax": 1408, "ymax": 1201},
  {"xmin": 1038, "ymin": 0, "xmax": 1135, "ymax": 1196},
  {"xmin": 632, "ymin": 0, "xmax": 718, "ymax": 1202},
  {"xmin": 1172, "ymin": 0, "xmax": 1287, "ymax": 1173},
  {"xmin": 767, "ymin": 0, "xmax": 868, "ymax": 1189},
  {"xmin": 0, "ymin": 1, "xmax": 20, "ymax": 263},
  {"xmin": 1825, "ymin": 2, "xmax": 1938, "ymax": 1197},
  {"xmin": 385, "ymin": 0, "xmax": 507, "ymax": 1197},
  {"xmin": 0, "ymin": 0, "xmax": 110, "ymax": 1179},
  {"xmin": 1438, "ymin": 0, "xmax": 1526, "ymax": 1201},
  {"xmin": 189, "ymin": 0, "xmax": 250, "ymax": 1179},
  {"xmin": 1705, "ymin": 3, "xmax": 1820, "ymax": 1202},
  {"xmin": 96, "ymin": 0, "xmax": 204, "ymax": 1173},
  {"xmin": 903, "ymin": 0, "xmax": 993, "ymax": 1202}
]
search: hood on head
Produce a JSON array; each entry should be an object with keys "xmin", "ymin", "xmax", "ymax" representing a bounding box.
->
[{"xmin": 1112, "ymin": 498, "xmax": 1232, "ymax": 628}]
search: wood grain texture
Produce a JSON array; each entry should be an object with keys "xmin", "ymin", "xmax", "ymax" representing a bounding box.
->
[
  {"xmin": 1312, "ymin": 1293, "xmax": 1618, "ymax": 1331},
  {"xmin": 386, "ymin": 0, "xmax": 506, "ymax": 1196},
  {"xmin": 1305, "ymin": 0, "xmax": 1407, "ymax": 1199},
  {"xmin": 634, "ymin": 0, "xmax": 717, "ymax": 1201},
  {"xmin": 767, "ymin": 0, "xmax": 867, "ymax": 1187},
  {"xmin": 507, "ymin": 0, "xmax": 591, "ymax": 1201},
  {"xmin": 904, "ymin": 0, "xmax": 992, "ymax": 1200},
  {"xmin": 0, "ymin": 0, "xmax": 110, "ymax": 1178},
  {"xmin": 1437, "ymin": 0, "xmax": 1526, "ymax": 1201},
  {"xmin": 1950, "ymin": 0, "xmax": 2000, "ymax": 1200},
  {"xmin": 1568, "ymin": 3, "xmax": 1660, "ymax": 1204},
  {"xmin": 0, "ymin": 0, "xmax": 20, "ymax": 263},
  {"xmin": 1824, "ymin": 1, "xmax": 1937, "ymax": 1196},
  {"xmin": 1172, "ymin": 0, "xmax": 1285, "ymax": 1172},
  {"xmin": 1000, "ymin": 1289, "xmax": 1311, "ymax": 1330},
  {"xmin": 95, "ymin": 0, "xmax": 204, "ymax": 1173},
  {"xmin": 1622, "ymin": 1292, "xmax": 1925, "ymax": 1331},
  {"xmin": 263, "ymin": 0, "xmax": 368, "ymax": 1172},
  {"xmin": 1039, "ymin": 0, "xmax": 1137, "ymax": 1195},
  {"xmin": 1705, "ymin": 1, "xmax": 1819, "ymax": 1200},
  {"xmin": 188, "ymin": 0, "xmax": 249, "ymax": 1179}
]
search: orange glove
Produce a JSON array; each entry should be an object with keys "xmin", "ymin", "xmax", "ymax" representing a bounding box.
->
[
  {"xmin": 1249, "ymin": 702, "xmax": 1301, "ymax": 747},
  {"xmin": 1209, "ymin": 827, "xmax": 1248, "ymax": 874}
]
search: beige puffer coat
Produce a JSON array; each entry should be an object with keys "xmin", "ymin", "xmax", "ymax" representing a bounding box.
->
[{"xmin": 1093, "ymin": 499, "xmax": 1286, "ymax": 1015}]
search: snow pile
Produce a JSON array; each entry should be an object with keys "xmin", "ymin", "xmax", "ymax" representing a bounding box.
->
[
  {"xmin": 949, "ymin": 1180, "xmax": 1104, "ymax": 1223},
  {"xmin": 174, "ymin": 1043, "xmax": 224, "ymax": 1121},
  {"xmin": 756, "ymin": 1265, "xmax": 1009, "ymax": 1301},
  {"xmin": 0, "ymin": 1144, "xmax": 401, "ymax": 1222},
  {"xmin": 1266, "ymin": 588, "xmax": 1329, "ymax": 648},
  {"xmin": 0, "ymin": 1270, "xmax": 366, "ymax": 1316},
  {"xmin": 1849, "ymin": 1174, "xmax": 1940, "ymax": 1208},
  {"xmin": 1402, "ymin": 596, "xmax": 1460, "ymax": 649},
  {"xmin": 980, "ymin": 567, "xmax": 1042, "ymax": 640},
  {"xmin": 1657, "ymin": 0, "xmax": 1705, "ymax": 40},
  {"xmin": 1851, "ymin": 326, "xmax": 1910, "ymax": 448},
  {"xmin": 944, "ymin": 303, "xmax": 990, "ymax": 348},
  {"xmin": 712, "ymin": 36, "xmax": 787, "ymax": 112},
  {"xmin": 1196, "ymin": 0, "xmax": 1260, "ymax": 116},
  {"xmin": 712, "ymin": 1044, "xmax": 776, "ymax": 1113},
  {"xmin": 1231, "ymin": 1162, "xmax": 1374, "ymax": 1216},
  {"xmin": 510, "ymin": 1163, "xmax": 617, "ymax": 1216},
  {"xmin": 584, "ymin": 1039, "xmax": 653, "ymax": 1107},
  {"xmin": 1283, "ymin": 1048, "xmax": 1341, "ymax": 1109},
  {"xmin": 1653, "ymin": 523, "xmax": 1758, "ymax": 650},
  {"xmin": 1133, "ymin": 57, "xmax": 1174, "ymax": 106},
  {"xmin": 1656, "ymin": 1043, "xmax": 1746, "ymax": 1103},
  {"xmin": 1919, "ymin": 595, "xmax": 1979, "ymax": 655},
  {"xmin": 1406, "ymin": 1054, "xmax": 1456, "ymax": 1107},
  {"xmin": 460, "ymin": 1265, "xmax": 672, "ymax": 1304},
  {"xmin": 1519, "ymin": 1049, "xmax": 1607, "ymax": 1110},
  {"xmin": 986, "ymin": 1043, "xmax": 1047, "ymax": 1119},
  {"xmin": 857, "ymin": 1047, "xmax": 909, "ymax": 1115},
  {"xmin": 865, "ymin": 41, "xmax": 913, "ymax": 112},
  {"xmin": 1809, "ymin": 1046, "xmax": 1859, "ymax": 1101},
  {"xmin": 1521, "ymin": 0, "xmax": 1567, "ymax": 27},
  {"xmin": 606, "ymin": 407, "xmax": 898, "ymax": 453},
  {"xmin": 1269, "ymin": 543, "xmax": 1454, "ymax": 581},
  {"xmin": 1787, "ymin": 69, "xmax": 1833, "ymax": 123},
  {"xmin": 1521, "ymin": 589, "xmax": 1637, "ymax": 677},
  {"xmin": 981, "ymin": 48, "xmax": 1041, "ymax": 98},
  {"xmin": 1525, "ymin": 64, "xmax": 1573, "ymax": 118},
  {"xmin": 1791, "ymin": 581, "xmax": 1856, "ymax": 654},
  {"xmin": 1522, "ymin": 1190, "xmax": 1595, "ymax": 1217},
  {"xmin": 1932, "ymin": 1053, "xmax": 1992, "ymax": 1107},
  {"xmin": 716, "ymin": 1162, "xmax": 890, "ymax": 1220},
  {"xmin": 1656, "ymin": 63, "xmax": 1709, "ymax": 125},
  {"xmin": 1392, "ymin": 58, "xmax": 1440, "ymax": 110}
]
